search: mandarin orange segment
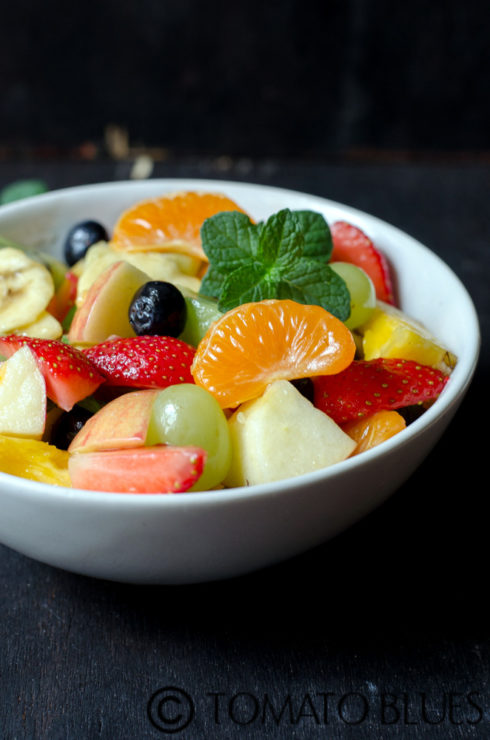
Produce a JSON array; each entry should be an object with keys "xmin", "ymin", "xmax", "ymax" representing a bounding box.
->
[
  {"xmin": 191, "ymin": 299, "xmax": 356, "ymax": 408},
  {"xmin": 110, "ymin": 190, "xmax": 250, "ymax": 262},
  {"xmin": 342, "ymin": 410, "xmax": 406, "ymax": 455}
]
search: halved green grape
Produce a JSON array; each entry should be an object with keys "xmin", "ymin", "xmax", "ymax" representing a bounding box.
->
[
  {"xmin": 329, "ymin": 261, "xmax": 376, "ymax": 330},
  {"xmin": 145, "ymin": 384, "xmax": 231, "ymax": 491},
  {"xmin": 177, "ymin": 287, "xmax": 223, "ymax": 346}
]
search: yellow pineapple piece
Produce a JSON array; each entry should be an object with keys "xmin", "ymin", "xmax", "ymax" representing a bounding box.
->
[
  {"xmin": 0, "ymin": 434, "xmax": 71, "ymax": 486},
  {"xmin": 359, "ymin": 301, "xmax": 457, "ymax": 373}
]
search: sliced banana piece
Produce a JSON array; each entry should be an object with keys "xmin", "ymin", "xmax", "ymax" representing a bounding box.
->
[
  {"xmin": 0, "ymin": 248, "xmax": 55, "ymax": 333},
  {"xmin": 13, "ymin": 310, "xmax": 63, "ymax": 339},
  {"xmin": 76, "ymin": 242, "xmax": 201, "ymax": 306}
]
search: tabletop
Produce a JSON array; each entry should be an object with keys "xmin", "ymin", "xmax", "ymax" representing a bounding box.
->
[{"xmin": 0, "ymin": 156, "xmax": 489, "ymax": 739}]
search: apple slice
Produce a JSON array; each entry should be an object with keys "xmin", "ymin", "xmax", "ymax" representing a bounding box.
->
[
  {"xmin": 68, "ymin": 389, "xmax": 159, "ymax": 453},
  {"xmin": 0, "ymin": 345, "xmax": 46, "ymax": 438},
  {"xmin": 224, "ymin": 379, "xmax": 357, "ymax": 487},
  {"xmin": 68, "ymin": 261, "xmax": 150, "ymax": 345},
  {"xmin": 69, "ymin": 444, "xmax": 206, "ymax": 493}
]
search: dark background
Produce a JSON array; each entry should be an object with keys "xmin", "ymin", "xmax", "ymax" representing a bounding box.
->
[
  {"xmin": 0, "ymin": 0, "xmax": 489, "ymax": 159},
  {"xmin": 1, "ymin": 3, "xmax": 490, "ymax": 738}
]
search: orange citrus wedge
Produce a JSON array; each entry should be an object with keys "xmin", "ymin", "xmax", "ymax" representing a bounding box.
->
[
  {"xmin": 110, "ymin": 190, "xmax": 250, "ymax": 262},
  {"xmin": 191, "ymin": 299, "xmax": 356, "ymax": 408},
  {"xmin": 342, "ymin": 410, "xmax": 406, "ymax": 455}
]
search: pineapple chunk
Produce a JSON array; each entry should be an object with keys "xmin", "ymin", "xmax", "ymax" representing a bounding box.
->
[
  {"xmin": 0, "ymin": 434, "xmax": 70, "ymax": 486},
  {"xmin": 224, "ymin": 380, "xmax": 356, "ymax": 487},
  {"xmin": 359, "ymin": 301, "xmax": 457, "ymax": 372}
]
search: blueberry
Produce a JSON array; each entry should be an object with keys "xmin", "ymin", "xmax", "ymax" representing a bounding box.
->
[
  {"xmin": 63, "ymin": 220, "xmax": 109, "ymax": 266},
  {"xmin": 51, "ymin": 406, "xmax": 94, "ymax": 450},
  {"xmin": 129, "ymin": 281, "xmax": 187, "ymax": 337}
]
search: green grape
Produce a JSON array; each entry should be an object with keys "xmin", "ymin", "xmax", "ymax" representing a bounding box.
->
[
  {"xmin": 177, "ymin": 287, "xmax": 223, "ymax": 347},
  {"xmin": 146, "ymin": 383, "xmax": 231, "ymax": 491},
  {"xmin": 329, "ymin": 262, "xmax": 376, "ymax": 329}
]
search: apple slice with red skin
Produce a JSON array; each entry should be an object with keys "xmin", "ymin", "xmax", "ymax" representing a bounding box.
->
[
  {"xmin": 68, "ymin": 261, "xmax": 150, "ymax": 345},
  {"xmin": 69, "ymin": 444, "xmax": 206, "ymax": 493},
  {"xmin": 68, "ymin": 389, "xmax": 159, "ymax": 453}
]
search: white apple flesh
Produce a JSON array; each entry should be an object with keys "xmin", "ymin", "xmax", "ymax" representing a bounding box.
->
[
  {"xmin": 68, "ymin": 389, "xmax": 159, "ymax": 453},
  {"xmin": 68, "ymin": 260, "xmax": 151, "ymax": 345},
  {"xmin": 0, "ymin": 345, "xmax": 47, "ymax": 439},
  {"xmin": 224, "ymin": 379, "xmax": 357, "ymax": 487}
]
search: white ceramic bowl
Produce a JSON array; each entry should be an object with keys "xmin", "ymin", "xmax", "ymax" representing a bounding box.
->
[{"xmin": 0, "ymin": 179, "xmax": 480, "ymax": 584}]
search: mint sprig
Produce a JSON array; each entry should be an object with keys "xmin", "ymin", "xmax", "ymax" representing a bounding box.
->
[{"xmin": 199, "ymin": 208, "xmax": 350, "ymax": 320}]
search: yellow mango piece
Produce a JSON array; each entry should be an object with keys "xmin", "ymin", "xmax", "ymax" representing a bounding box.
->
[
  {"xmin": 360, "ymin": 301, "xmax": 457, "ymax": 373},
  {"xmin": 0, "ymin": 434, "xmax": 71, "ymax": 486}
]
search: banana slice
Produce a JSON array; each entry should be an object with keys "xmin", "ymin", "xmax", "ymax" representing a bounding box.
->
[
  {"xmin": 14, "ymin": 310, "xmax": 63, "ymax": 339},
  {"xmin": 0, "ymin": 247, "xmax": 55, "ymax": 333}
]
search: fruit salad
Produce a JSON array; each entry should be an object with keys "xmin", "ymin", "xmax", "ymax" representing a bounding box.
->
[{"xmin": 0, "ymin": 191, "xmax": 456, "ymax": 493}]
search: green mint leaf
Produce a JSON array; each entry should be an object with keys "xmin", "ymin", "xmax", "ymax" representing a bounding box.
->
[
  {"xmin": 218, "ymin": 263, "xmax": 274, "ymax": 311},
  {"xmin": 200, "ymin": 211, "xmax": 259, "ymax": 272},
  {"xmin": 257, "ymin": 209, "xmax": 303, "ymax": 268},
  {"xmin": 199, "ymin": 265, "xmax": 227, "ymax": 299},
  {"xmin": 278, "ymin": 260, "xmax": 351, "ymax": 321},
  {"xmin": 0, "ymin": 179, "xmax": 48, "ymax": 205},
  {"xmin": 199, "ymin": 206, "xmax": 349, "ymax": 319},
  {"xmin": 293, "ymin": 210, "xmax": 333, "ymax": 261}
]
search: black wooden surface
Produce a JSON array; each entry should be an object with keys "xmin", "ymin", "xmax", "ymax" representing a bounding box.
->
[
  {"xmin": 1, "ymin": 1, "xmax": 490, "ymax": 156},
  {"xmin": 0, "ymin": 159, "xmax": 489, "ymax": 739}
]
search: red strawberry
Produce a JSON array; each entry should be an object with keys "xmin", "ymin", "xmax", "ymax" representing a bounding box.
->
[
  {"xmin": 0, "ymin": 336, "xmax": 105, "ymax": 411},
  {"xmin": 46, "ymin": 271, "xmax": 78, "ymax": 323},
  {"xmin": 331, "ymin": 221, "xmax": 396, "ymax": 304},
  {"xmin": 69, "ymin": 445, "xmax": 207, "ymax": 493},
  {"xmin": 313, "ymin": 358, "xmax": 449, "ymax": 425},
  {"xmin": 84, "ymin": 335, "xmax": 196, "ymax": 389}
]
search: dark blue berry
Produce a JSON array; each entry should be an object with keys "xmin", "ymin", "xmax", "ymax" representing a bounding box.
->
[
  {"xmin": 129, "ymin": 281, "xmax": 187, "ymax": 337},
  {"xmin": 51, "ymin": 406, "xmax": 94, "ymax": 450},
  {"xmin": 63, "ymin": 220, "xmax": 109, "ymax": 266}
]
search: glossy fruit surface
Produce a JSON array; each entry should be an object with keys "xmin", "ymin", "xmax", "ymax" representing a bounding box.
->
[
  {"xmin": 342, "ymin": 410, "xmax": 406, "ymax": 455},
  {"xmin": 178, "ymin": 290, "xmax": 223, "ymax": 347},
  {"xmin": 0, "ymin": 434, "xmax": 70, "ymax": 486},
  {"xmin": 331, "ymin": 221, "xmax": 395, "ymax": 304},
  {"xmin": 64, "ymin": 220, "xmax": 109, "ymax": 266},
  {"xmin": 128, "ymin": 281, "xmax": 187, "ymax": 337},
  {"xmin": 313, "ymin": 358, "xmax": 449, "ymax": 424},
  {"xmin": 84, "ymin": 335, "xmax": 195, "ymax": 389},
  {"xmin": 329, "ymin": 262, "xmax": 376, "ymax": 329},
  {"xmin": 0, "ymin": 336, "xmax": 104, "ymax": 411},
  {"xmin": 360, "ymin": 301, "xmax": 457, "ymax": 372},
  {"xmin": 146, "ymin": 384, "xmax": 231, "ymax": 491},
  {"xmin": 50, "ymin": 405, "xmax": 94, "ymax": 450},
  {"xmin": 69, "ymin": 444, "xmax": 206, "ymax": 493},
  {"xmin": 191, "ymin": 299, "xmax": 356, "ymax": 408},
  {"xmin": 68, "ymin": 390, "xmax": 158, "ymax": 453},
  {"xmin": 111, "ymin": 191, "xmax": 249, "ymax": 261}
]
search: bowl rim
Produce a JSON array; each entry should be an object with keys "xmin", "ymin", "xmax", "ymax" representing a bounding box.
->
[{"xmin": 0, "ymin": 178, "xmax": 481, "ymax": 508}]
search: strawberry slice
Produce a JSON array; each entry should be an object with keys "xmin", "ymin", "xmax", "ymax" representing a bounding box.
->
[
  {"xmin": 0, "ymin": 336, "xmax": 105, "ymax": 411},
  {"xmin": 69, "ymin": 444, "xmax": 207, "ymax": 493},
  {"xmin": 312, "ymin": 358, "xmax": 449, "ymax": 424},
  {"xmin": 46, "ymin": 271, "xmax": 78, "ymax": 323},
  {"xmin": 84, "ymin": 335, "xmax": 196, "ymax": 389},
  {"xmin": 331, "ymin": 221, "xmax": 396, "ymax": 304}
]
